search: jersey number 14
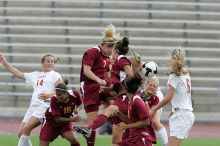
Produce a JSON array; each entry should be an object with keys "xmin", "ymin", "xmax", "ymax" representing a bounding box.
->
[{"xmin": 37, "ymin": 79, "xmax": 44, "ymax": 86}]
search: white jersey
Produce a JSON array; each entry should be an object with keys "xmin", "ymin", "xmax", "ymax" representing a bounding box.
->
[
  {"xmin": 156, "ymin": 86, "xmax": 164, "ymax": 101},
  {"xmin": 24, "ymin": 70, "xmax": 61, "ymax": 106},
  {"xmin": 167, "ymin": 73, "xmax": 193, "ymax": 112}
]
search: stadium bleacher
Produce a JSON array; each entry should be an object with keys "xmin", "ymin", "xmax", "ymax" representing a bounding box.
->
[{"xmin": 0, "ymin": 0, "xmax": 220, "ymax": 120}]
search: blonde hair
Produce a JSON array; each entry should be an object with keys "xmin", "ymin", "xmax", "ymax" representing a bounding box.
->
[
  {"xmin": 145, "ymin": 76, "xmax": 159, "ymax": 87},
  {"xmin": 101, "ymin": 24, "xmax": 120, "ymax": 44},
  {"xmin": 130, "ymin": 49, "xmax": 141, "ymax": 65},
  {"xmin": 169, "ymin": 48, "xmax": 186, "ymax": 76}
]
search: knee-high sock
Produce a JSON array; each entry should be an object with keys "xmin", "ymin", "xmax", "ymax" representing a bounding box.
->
[
  {"xmin": 28, "ymin": 138, "xmax": 32, "ymax": 146},
  {"xmin": 155, "ymin": 127, "xmax": 168, "ymax": 146},
  {"xmin": 18, "ymin": 135, "xmax": 32, "ymax": 146},
  {"xmin": 88, "ymin": 114, "xmax": 108, "ymax": 131},
  {"xmin": 87, "ymin": 131, "xmax": 96, "ymax": 146}
]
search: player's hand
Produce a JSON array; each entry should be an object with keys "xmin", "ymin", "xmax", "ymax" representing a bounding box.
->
[
  {"xmin": 73, "ymin": 109, "xmax": 78, "ymax": 114},
  {"xmin": 97, "ymin": 78, "xmax": 106, "ymax": 87},
  {"xmin": 0, "ymin": 54, "xmax": 7, "ymax": 65},
  {"xmin": 72, "ymin": 116, "xmax": 81, "ymax": 122},
  {"xmin": 99, "ymin": 85, "xmax": 113, "ymax": 93},
  {"xmin": 117, "ymin": 122, "xmax": 128, "ymax": 130},
  {"xmin": 112, "ymin": 108, "xmax": 119, "ymax": 116},
  {"xmin": 99, "ymin": 85, "xmax": 106, "ymax": 93},
  {"xmin": 38, "ymin": 92, "xmax": 51, "ymax": 100}
]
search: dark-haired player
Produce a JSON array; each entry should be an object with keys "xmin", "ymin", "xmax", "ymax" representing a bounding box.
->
[
  {"xmin": 75, "ymin": 74, "xmax": 156, "ymax": 146},
  {"xmin": 39, "ymin": 83, "xmax": 82, "ymax": 146},
  {"xmin": 116, "ymin": 74, "xmax": 156, "ymax": 146},
  {"xmin": 115, "ymin": 74, "xmax": 156, "ymax": 146},
  {"xmin": 130, "ymin": 54, "xmax": 168, "ymax": 146}
]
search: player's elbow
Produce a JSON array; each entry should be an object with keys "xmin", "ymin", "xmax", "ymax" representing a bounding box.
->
[
  {"xmin": 144, "ymin": 118, "xmax": 151, "ymax": 127},
  {"xmin": 54, "ymin": 117, "xmax": 62, "ymax": 123}
]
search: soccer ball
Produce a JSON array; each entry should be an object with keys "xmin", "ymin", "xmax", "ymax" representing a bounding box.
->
[{"xmin": 142, "ymin": 61, "xmax": 158, "ymax": 77}]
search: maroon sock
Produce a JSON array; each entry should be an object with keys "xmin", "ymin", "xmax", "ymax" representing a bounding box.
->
[
  {"xmin": 88, "ymin": 114, "xmax": 108, "ymax": 130},
  {"xmin": 87, "ymin": 131, "xmax": 96, "ymax": 146},
  {"xmin": 71, "ymin": 141, "xmax": 80, "ymax": 146}
]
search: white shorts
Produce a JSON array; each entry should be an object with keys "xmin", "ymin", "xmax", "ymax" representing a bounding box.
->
[
  {"xmin": 169, "ymin": 110, "xmax": 194, "ymax": 139},
  {"xmin": 22, "ymin": 101, "xmax": 50, "ymax": 123},
  {"xmin": 22, "ymin": 105, "xmax": 39, "ymax": 123}
]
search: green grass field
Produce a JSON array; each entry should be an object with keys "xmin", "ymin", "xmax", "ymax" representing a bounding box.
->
[{"xmin": 0, "ymin": 134, "xmax": 219, "ymax": 146}]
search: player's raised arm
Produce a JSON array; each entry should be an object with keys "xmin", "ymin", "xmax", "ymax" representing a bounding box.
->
[{"xmin": 0, "ymin": 53, "xmax": 24, "ymax": 79}]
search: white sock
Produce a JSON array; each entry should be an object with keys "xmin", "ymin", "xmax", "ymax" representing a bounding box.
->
[
  {"xmin": 18, "ymin": 135, "xmax": 32, "ymax": 146},
  {"xmin": 155, "ymin": 127, "xmax": 168, "ymax": 146},
  {"xmin": 28, "ymin": 138, "xmax": 32, "ymax": 146}
]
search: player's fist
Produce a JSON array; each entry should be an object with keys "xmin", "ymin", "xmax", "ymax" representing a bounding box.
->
[
  {"xmin": 0, "ymin": 54, "xmax": 7, "ymax": 65},
  {"xmin": 72, "ymin": 116, "xmax": 81, "ymax": 122}
]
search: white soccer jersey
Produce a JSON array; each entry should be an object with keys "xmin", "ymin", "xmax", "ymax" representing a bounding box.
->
[
  {"xmin": 156, "ymin": 86, "xmax": 164, "ymax": 101},
  {"xmin": 24, "ymin": 70, "xmax": 61, "ymax": 106},
  {"xmin": 167, "ymin": 73, "xmax": 193, "ymax": 112}
]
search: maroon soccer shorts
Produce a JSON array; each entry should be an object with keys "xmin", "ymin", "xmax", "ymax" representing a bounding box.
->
[{"xmin": 40, "ymin": 121, "xmax": 73, "ymax": 142}]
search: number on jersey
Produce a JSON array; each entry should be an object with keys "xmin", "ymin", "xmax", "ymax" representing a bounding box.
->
[
  {"xmin": 37, "ymin": 79, "xmax": 44, "ymax": 86},
  {"xmin": 186, "ymin": 78, "xmax": 191, "ymax": 94}
]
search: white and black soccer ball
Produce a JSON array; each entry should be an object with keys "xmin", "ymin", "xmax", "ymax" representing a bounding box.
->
[{"xmin": 142, "ymin": 61, "xmax": 158, "ymax": 77}]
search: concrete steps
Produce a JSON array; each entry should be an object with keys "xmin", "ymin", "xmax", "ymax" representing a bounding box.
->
[{"xmin": 0, "ymin": 0, "xmax": 220, "ymax": 112}]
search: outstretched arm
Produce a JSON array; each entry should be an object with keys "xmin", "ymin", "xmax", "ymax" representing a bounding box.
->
[
  {"xmin": 0, "ymin": 54, "xmax": 24, "ymax": 79},
  {"xmin": 150, "ymin": 85, "xmax": 175, "ymax": 117}
]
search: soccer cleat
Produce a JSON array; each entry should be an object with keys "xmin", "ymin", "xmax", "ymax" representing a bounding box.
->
[{"xmin": 74, "ymin": 126, "xmax": 91, "ymax": 139}]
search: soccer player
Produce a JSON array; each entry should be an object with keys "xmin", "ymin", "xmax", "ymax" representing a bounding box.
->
[
  {"xmin": 116, "ymin": 74, "xmax": 156, "ymax": 146},
  {"xmin": 150, "ymin": 48, "xmax": 195, "ymax": 146},
  {"xmin": 39, "ymin": 83, "xmax": 82, "ymax": 146},
  {"xmin": 75, "ymin": 74, "xmax": 156, "ymax": 146},
  {"xmin": 79, "ymin": 24, "xmax": 119, "ymax": 146},
  {"xmin": 0, "ymin": 53, "xmax": 62, "ymax": 146},
  {"xmin": 131, "ymin": 55, "xmax": 168, "ymax": 146},
  {"xmin": 109, "ymin": 36, "xmax": 134, "ymax": 144},
  {"xmin": 141, "ymin": 76, "xmax": 168, "ymax": 146},
  {"xmin": 76, "ymin": 36, "xmax": 135, "ymax": 145}
]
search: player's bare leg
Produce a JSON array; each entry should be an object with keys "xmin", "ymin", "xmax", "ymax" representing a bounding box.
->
[
  {"xmin": 112, "ymin": 124, "xmax": 124, "ymax": 145},
  {"xmin": 168, "ymin": 136, "xmax": 182, "ymax": 146},
  {"xmin": 62, "ymin": 131, "xmax": 80, "ymax": 146},
  {"xmin": 23, "ymin": 116, "xmax": 41, "ymax": 135},
  {"xmin": 18, "ymin": 116, "xmax": 41, "ymax": 146},
  {"xmin": 17, "ymin": 122, "xmax": 25, "ymax": 137}
]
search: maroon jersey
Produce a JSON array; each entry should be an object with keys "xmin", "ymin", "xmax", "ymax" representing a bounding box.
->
[
  {"xmin": 80, "ymin": 46, "xmax": 110, "ymax": 82},
  {"xmin": 147, "ymin": 95, "xmax": 159, "ymax": 108},
  {"xmin": 45, "ymin": 89, "xmax": 82, "ymax": 127},
  {"xmin": 140, "ymin": 91, "xmax": 159, "ymax": 108},
  {"xmin": 127, "ymin": 95, "xmax": 156, "ymax": 144},
  {"xmin": 112, "ymin": 95, "xmax": 129, "ymax": 124},
  {"xmin": 110, "ymin": 55, "xmax": 131, "ymax": 84}
]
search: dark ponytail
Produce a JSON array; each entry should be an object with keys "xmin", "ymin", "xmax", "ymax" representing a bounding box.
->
[{"xmin": 115, "ymin": 37, "xmax": 130, "ymax": 55}]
